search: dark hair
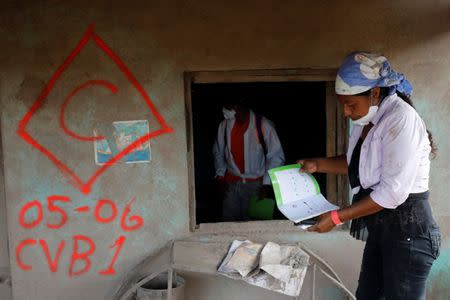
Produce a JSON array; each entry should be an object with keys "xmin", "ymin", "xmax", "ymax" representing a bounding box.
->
[
  {"xmin": 357, "ymin": 88, "xmax": 437, "ymax": 158},
  {"xmin": 222, "ymin": 95, "xmax": 249, "ymax": 109}
]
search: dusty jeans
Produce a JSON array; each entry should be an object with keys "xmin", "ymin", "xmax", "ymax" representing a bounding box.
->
[
  {"xmin": 356, "ymin": 226, "xmax": 441, "ymax": 300},
  {"xmin": 222, "ymin": 181, "xmax": 262, "ymax": 222}
]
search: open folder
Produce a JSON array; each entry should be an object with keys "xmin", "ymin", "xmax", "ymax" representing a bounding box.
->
[{"xmin": 268, "ymin": 164, "xmax": 338, "ymax": 223}]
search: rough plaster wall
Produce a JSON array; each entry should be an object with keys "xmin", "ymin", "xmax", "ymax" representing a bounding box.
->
[
  {"xmin": 0, "ymin": 1, "xmax": 190, "ymax": 299},
  {"xmin": 0, "ymin": 106, "xmax": 12, "ymax": 300},
  {"xmin": 0, "ymin": 143, "xmax": 8, "ymax": 266},
  {"xmin": 0, "ymin": 0, "xmax": 449, "ymax": 299},
  {"xmin": 0, "ymin": 284, "xmax": 12, "ymax": 300}
]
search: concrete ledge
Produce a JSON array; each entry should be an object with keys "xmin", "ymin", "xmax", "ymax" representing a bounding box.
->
[{"xmin": 195, "ymin": 220, "xmax": 349, "ymax": 235}]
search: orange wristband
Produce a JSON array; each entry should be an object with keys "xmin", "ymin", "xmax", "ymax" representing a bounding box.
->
[{"xmin": 331, "ymin": 210, "xmax": 343, "ymax": 225}]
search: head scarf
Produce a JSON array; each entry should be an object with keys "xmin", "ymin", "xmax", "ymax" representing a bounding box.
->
[{"xmin": 335, "ymin": 52, "xmax": 413, "ymax": 97}]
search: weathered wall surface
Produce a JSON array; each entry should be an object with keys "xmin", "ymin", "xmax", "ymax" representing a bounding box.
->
[
  {"xmin": 1, "ymin": 96, "xmax": 12, "ymax": 300},
  {"xmin": 0, "ymin": 1, "xmax": 449, "ymax": 299}
]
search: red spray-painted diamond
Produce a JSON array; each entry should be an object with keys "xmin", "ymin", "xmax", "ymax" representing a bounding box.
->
[{"xmin": 17, "ymin": 25, "xmax": 173, "ymax": 195}]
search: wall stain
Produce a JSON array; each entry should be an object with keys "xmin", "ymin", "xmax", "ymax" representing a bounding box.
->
[{"xmin": 15, "ymin": 76, "xmax": 45, "ymax": 108}]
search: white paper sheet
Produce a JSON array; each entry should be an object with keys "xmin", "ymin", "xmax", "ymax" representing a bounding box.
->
[
  {"xmin": 269, "ymin": 165, "xmax": 339, "ymax": 223},
  {"xmin": 275, "ymin": 168, "xmax": 318, "ymax": 202},
  {"xmin": 218, "ymin": 241, "xmax": 310, "ymax": 297}
]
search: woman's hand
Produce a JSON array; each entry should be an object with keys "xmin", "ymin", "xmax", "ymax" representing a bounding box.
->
[
  {"xmin": 297, "ymin": 156, "xmax": 349, "ymax": 175},
  {"xmin": 297, "ymin": 159, "xmax": 318, "ymax": 173},
  {"xmin": 307, "ymin": 212, "xmax": 335, "ymax": 233}
]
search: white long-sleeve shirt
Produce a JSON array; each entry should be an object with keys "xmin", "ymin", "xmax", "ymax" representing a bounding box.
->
[
  {"xmin": 347, "ymin": 94, "xmax": 431, "ymax": 209},
  {"xmin": 213, "ymin": 110, "xmax": 285, "ymax": 185}
]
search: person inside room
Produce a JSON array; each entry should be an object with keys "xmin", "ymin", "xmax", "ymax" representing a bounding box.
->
[{"xmin": 213, "ymin": 97, "xmax": 285, "ymax": 221}]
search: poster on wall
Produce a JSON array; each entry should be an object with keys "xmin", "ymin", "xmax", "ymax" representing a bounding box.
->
[{"xmin": 94, "ymin": 120, "xmax": 151, "ymax": 165}]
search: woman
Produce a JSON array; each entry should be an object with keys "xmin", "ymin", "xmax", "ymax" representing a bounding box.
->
[{"xmin": 299, "ymin": 52, "xmax": 440, "ymax": 299}]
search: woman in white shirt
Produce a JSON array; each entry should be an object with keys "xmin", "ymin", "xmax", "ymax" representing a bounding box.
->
[{"xmin": 299, "ymin": 52, "xmax": 440, "ymax": 299}]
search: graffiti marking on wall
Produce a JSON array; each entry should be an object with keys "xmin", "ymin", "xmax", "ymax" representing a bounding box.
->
[
  {"xmin": 17, "ymin": 24, "xmax": 173, "ymax": 195},
  {"xmin": 16, "ymin": 195, "xmax": 143, "ymax": 276}
]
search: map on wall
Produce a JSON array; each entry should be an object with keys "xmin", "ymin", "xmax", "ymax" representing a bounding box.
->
[{"xmin": 94, "ymin": 120, "xmax": 151, "ymax": 165}]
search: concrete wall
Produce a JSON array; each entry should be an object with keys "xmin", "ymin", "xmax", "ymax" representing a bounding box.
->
[
  {"xmin": 0, "ymin": 0, "xmax": 449, "ymax": 299},
  {"xmin": 0, "ymin": 116, "xmax": 12, "ymax": 300}
]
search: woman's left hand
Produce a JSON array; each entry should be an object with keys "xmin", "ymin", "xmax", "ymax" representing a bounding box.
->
[{"xmin": 307, "ymin": 212, "xmax": 336, "ymax": 233}]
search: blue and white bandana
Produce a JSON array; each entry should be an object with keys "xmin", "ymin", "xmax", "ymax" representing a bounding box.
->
[{"xmin": 335, "ymin": 52, "xmax": 413, "ymax": 96}]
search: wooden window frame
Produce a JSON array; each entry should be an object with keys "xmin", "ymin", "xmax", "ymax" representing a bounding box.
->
[{"xmin": 184, "ymin": 69, "xmax": 348, "ymax": 232}]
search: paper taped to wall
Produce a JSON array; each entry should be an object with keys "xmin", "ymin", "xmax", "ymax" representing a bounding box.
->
[
  {"xmin": 94, "ymin": 120, "xmax": 151, "ymax": 165},
  {"xmin": 268, "ymin": 164, "xmax": 338, "ymax": 223}
]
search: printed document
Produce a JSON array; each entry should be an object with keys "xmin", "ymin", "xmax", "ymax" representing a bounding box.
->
[{"xmin": 268, "ymin": 164, "xmax": 338, "ymax": 223}]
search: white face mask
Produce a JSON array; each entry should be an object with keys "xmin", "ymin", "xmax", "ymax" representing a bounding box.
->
[
  {"xmin": 352, "ymin": 95, "xmax": 379, "ymax": 126},
  {"xmin": 222, "ymin": 108, "xmax": 236, "ymax": 120}
]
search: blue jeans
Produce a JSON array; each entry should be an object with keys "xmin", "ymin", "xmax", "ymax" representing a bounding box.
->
[{"xmin": 356, "ymin": 227, "xmax": 441, "ymax": 300}]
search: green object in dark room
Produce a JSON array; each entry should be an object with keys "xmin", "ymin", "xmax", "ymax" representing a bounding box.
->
[{"xmin": 248, "ymin": 196, "xmax": 275, "ymax": 220}]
